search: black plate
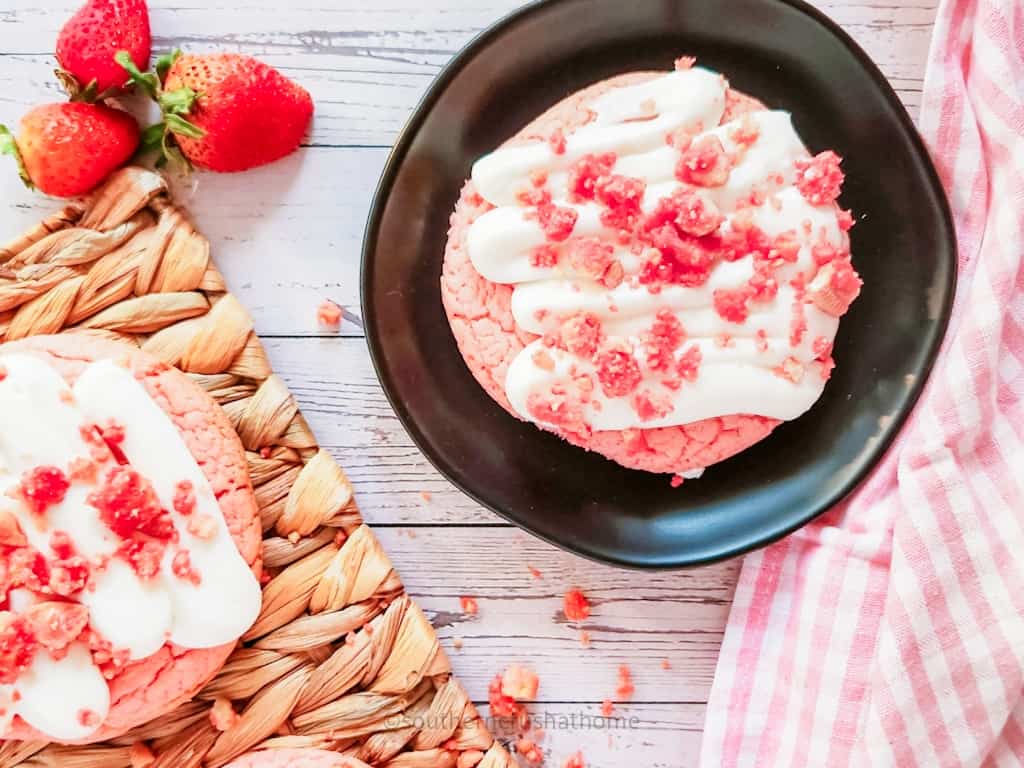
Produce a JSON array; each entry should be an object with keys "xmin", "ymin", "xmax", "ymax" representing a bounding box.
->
[{"xmin": 361, "ymin": 0, "xmax": 955, "ymax": 568}]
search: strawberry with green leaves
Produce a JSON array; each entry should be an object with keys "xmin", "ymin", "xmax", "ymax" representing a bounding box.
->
[
  {"xmin": 120, "ymin": 50, "xmax": 314, "ymax": 172},
  {"xmin": 56, "ymin": 0, "xmax": 151, "ymax": 101},
  {"xmin": 0, "ymin": 103, "xmax": 139, "ymax": 198}
]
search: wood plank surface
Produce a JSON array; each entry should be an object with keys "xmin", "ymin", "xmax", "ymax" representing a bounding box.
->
[{"xmin": 0, "ymin": 1, "xmax": 937, "ymax": 764}]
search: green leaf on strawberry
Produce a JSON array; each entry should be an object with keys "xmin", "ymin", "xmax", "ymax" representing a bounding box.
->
[
  {"xmin": 115, "ymin": 50, "xmax": 160, "ymax": 100},
  {"xmin": 0, "ymin": 125, "xmax": 33, "ymax": 189},
  {"xmin": 116, "ymin": 49, "xmax": 205, "ymax": 171},
  {"xmin": 155, "ymin": 50, "xmax": 182, "ymax": 85}
]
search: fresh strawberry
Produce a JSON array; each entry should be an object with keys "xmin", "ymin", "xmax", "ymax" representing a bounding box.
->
[
  {"xmin": 0, "ymin": 103, "xmax": 140, "ymax": 197},
  {"xmin": 56, "ymin": 0, "xmax": 151, "ymax": 100},
  {"xmin": 120, "ymin": 51, "xmax": 313, "ymax": 172}
]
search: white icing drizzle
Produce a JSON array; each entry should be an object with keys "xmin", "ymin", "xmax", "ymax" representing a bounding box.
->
[
  {"xmin": 0, "ymin": 354, "xmax": 261, "ymax": 740},
  {"xmin": 466, "ymin": 67, "xmax": 849, "ymax": 432}
]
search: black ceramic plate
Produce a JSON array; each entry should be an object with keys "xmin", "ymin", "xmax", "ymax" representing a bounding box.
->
[{"xmin": 362, "ymin": 0, "xmax": 955, "ymax": 568}]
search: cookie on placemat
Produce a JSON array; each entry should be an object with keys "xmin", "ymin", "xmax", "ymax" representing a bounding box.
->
[
  {"xmin": 0, "ymin": 333, "xmax": 262, "ymax": 744},
  {"xmin": 0, "ymin": 166, "xmax": 512, "ymax": 768}
]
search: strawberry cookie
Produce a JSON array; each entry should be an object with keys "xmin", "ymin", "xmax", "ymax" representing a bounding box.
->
[
  {"xmin": 0, "ymin": 333, "xmax": 262, "ymax": 744},
  {"xmin": 442, "ymin": 58, "xmax": 861, "ymax": 476},
  {"xmin": 225, "ymin": 750, "xmax": 370, "ymax": 768}
]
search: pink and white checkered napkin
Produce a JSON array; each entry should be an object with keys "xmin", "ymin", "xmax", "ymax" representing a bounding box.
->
[{"xmin": 699, "ymin": 1, "xmax": 1024, "ymax": 765}]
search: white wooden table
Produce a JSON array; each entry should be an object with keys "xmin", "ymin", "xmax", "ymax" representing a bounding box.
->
[{"xmin": 0, "ymin": 2, "xmax": 936, "ymax": 764}]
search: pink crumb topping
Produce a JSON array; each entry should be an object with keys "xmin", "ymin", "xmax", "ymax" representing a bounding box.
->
[
  {"xmin": 795, "ymin": 150, "xmax": 844, "ymax": 206},
  {"xmin": 560, "ymin": 313, "xmax": 604, "ymax": 359},
  {"xmin": 676, "ymin": 135, "xmax": 732, "ymax": 187},
  {"xmin": 594, "ymin": 346, "xmax": 643, "ymax": 398}
]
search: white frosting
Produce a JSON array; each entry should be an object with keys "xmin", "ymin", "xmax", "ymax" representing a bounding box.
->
[
  {"xmin": 0, "ymin": 354, "xmax": 261, "ymax": 740},
  {"xmin": 466, "ymin": 67, "xmax": 849, "ymax": 432}
]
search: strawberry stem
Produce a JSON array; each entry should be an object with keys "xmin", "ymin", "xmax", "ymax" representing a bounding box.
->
[
  {"xmin": 0, "ymin": 125, "xmax": 32, "ymax": 189},
  {"xmin": 155, "ymin": 50, "xmax": 182, "ymax": 85},
  {"xmin": 115, "ymin": 50, "xmax": 160, "ymax": 100},
  {"xmin": 116, "ymin": 49, "xmax": 205, "ymax": 172}
]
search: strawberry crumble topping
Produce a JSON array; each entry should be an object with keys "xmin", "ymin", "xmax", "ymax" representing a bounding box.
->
[
  {"xmin": 187, "ymin": 513, "xmax": 218, "ymax": 540},
  {"xmin": 594, "ymin": 346, "xmax": 642, "ymax": 397},
  {"xmin": 25, "ymin": 602, "xmax": 89, "ymax": 655},
  {"xmin": 549, "ymin": 129, "xmax": 567, "ymax": 155},
  {"xmin": 17, "ymin": 466, "xmax": 70, "ymax": 515},
  {"xmin": 47, "ymin": 531, "xmax": 90, "ymax": 597},
  {"xmin": 616, "ymin": 664, "xmax": 635, "ymax": 699},
  {"xmin": 0, "ymin": 616, "xmax": 39, "ymax": 684},
  {"xmin": 460, "ymin": 596, "xmax": 479, "ymax": 616},
  {"xmin": 774, "ymin": 356, "xmax": 805, "ymax": 384},
  {"xmin": 563, "ymin": 589, "xmax": 591, "ymax": 621},
  {"xmin": 563, "ymin": 751, "xmax": 586, "ymax": 768},
  {"xmin": 795, "ymin": 150, "xmax": 844, "ymax": 206},
  {"xmin": 172, "ymin": 480, "xmax": 196, "ymax": 516},
  {"xmin": 527, "ymin": 386, "xmax": 589, "ymax": 437},
  {"xmin": 502, "ymin": 664, "xmax": 540, "ymax": 700},
  {"xmin": 77, "ymin": 708, "xmax": 101, "ymax": 728},
  {"xmin": 595, "ymin": 174, "xmax": 646, "ymax": 232},
  {"xmin": 676, "ymin": 135, "xmax": 731, "ymax": 187},
  {"xmin": 566, "ymin": 237, "xmax": 617, "ymax": 284},
  {"xmin": 516, "ymin": 737, "xmax": 543, "ymax": 764},
  {"xmin": 520, "ymin": 188, "xmax": 579, "ymax": 242},
  {"xmin": 643, "ymin": 310, "xmax": 686, "ymax": 372},
  {"xmin": 530, "ymin": 244, "xmax": 560, "ymax": 268},
  {"xmin": 675, "ymin": 345, "xmax": 703, "ymax": 382},
  {"xmin": 316, "ymin": 299, "xmax": 343, "ymax": 329},
  {"xmin": 210, "ymin": 697, "xmax": 240, "ymax": 731},
  {"xmin": 88, "ymin": 466, "xmax": 176, "ymax": 544},
  {"xmin": 171, "ymin": 550, "xmax": 201, "ymax": 585},
  {"xmin": 632, "ymin": 389, "xmax": 674, "ymax": 421},
  {"xmin": 567, "ymin": 153, "xmax": 617, "ymax": 202},
  {"xmin": 713, "ymin": 287, "xmax": 753, "ymax": 323},
  {"xmin": 560, "ymin": 313, "xmax": 604, "ymax": 359}
]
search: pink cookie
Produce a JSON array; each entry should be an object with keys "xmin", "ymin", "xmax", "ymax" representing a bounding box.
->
[
  {"xmin": 225, "ymin": 749, "xmax": 370, "ymax": 768},
  {"xmin": 441, "ymin": 72, "xmax": 782, "ymax": 475},
  {"xmin": 0, "ymin": 333, "xmax": 262, "ymax": 744}
]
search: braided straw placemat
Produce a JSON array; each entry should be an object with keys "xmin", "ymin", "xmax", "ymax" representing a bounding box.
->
[{"xmin": 0, "ymin": 168, "xmax": 514, "ymax": 768}]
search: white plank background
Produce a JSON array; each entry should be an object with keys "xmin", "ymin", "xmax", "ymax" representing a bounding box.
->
[{"xmin": 0, "ymin": 2, "xmax": 936, "ymax": 765}]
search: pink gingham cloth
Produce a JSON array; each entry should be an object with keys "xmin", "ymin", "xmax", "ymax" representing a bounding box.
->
[{"xmin": 699, "ymin": 0, "xmax": 1024, "ymax": 765}]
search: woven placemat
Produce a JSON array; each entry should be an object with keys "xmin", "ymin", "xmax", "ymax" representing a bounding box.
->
[{"xmin": 0, "ymin": 168, "xmax": 513, "ymax": 768}]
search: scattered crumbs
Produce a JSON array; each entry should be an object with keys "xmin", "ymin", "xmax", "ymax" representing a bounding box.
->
[
  {"xmin": 600, "ymin": 698, "xmax": 615, "ymax": 717},
  {"xmin": 460, "ymin": 596, "xmax": 479, "ymax": 616},
  {"xmin": 670, "ymin": 474, "xmax": 684, "ymax": 488},
  {"xmin": 579, "ymin": 630, "xmax": 592, "ymax": 649},
  {"xmin": 316, "ymin": 299, "xmax": 343, "ymax": 330},
  {"xmin": 128, "ymin": 742, "xmax": 155, "ymax": 768},
  {"xmin": 661, "ymin": 658, "xmax": 671, "ymax": 670},
  {"xmin": 563, "ymin": 589, "xmax": 591, "ymax": 621},
  {"xmin": 453, "ymin": 637, "xmax": 464, "ymax": 651},
  {"xmin": 563, "ymin": 751, "xmax": 586, "ymax": 768},
  {"xmin": 407, "ymin": 529, "xmax": 417, "ymax": 539},
  {"xmin": 528, "ymin": 565, "xmax": 543, "ymax": 579},
  {"xmin": 515, "ymin": 737, "xmax": 543, "ymax": 764},
  {"xmin": 419, "ymin": 490, "xmax": 433, "ymax": 502},
  {"xmin": 209, "ymin": 697, "xmax": 240, "ymax": 732},
  {"xmin": 616, "ymin": 665, "xmax": 635, "ymax": 699}
]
